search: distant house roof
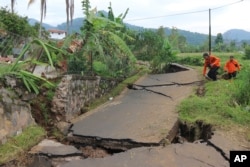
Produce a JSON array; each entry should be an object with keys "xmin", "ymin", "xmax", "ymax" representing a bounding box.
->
[{"xmin": 48, "ymin": 29, "xmax": 66, "ymax": 34}]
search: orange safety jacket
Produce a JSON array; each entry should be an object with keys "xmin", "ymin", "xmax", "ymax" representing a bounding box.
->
[
  {"xmin": 203, "ymin": 55, "xmax": 220, "ymax": 75},
  {"xmin": 224, "ymin": 59, "xmax": 240, "ymax": 73}
]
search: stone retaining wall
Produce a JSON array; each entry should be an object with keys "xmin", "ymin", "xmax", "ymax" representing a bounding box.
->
[
  {"xmin": 0, "ymin": 74, "xmax": 119, "ymax": 144},
  {"xmin": 51, "ymin": 75, "xmax": 119, "ymax": 122},
  {"xmin": 0, "ymin": 88, "xmax": 35, "ymax": 144}
]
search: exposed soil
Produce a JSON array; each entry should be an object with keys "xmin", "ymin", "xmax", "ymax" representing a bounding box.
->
[
  {"xmin": 81, "ymin": 146, "xmax": 110, "ymax": 158},
  {"xmin": 0, "ymin": 154, "xmax": 35, "ymax": 167},
  {"xmin": 30, "ymin": 77, "xmax": 63, "ymax": 136},
  {"xmin": 195, "ymin": 80, "xmax": 206, "ymax": 96}
]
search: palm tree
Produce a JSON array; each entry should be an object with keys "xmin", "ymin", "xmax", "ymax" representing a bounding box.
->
[
  {"xmin": 28, "ymin": 0, "xmax": 74, "ymax": 37},
  {"xmin": 66, "ymin": 0, "xmax": 74, "ymax": 35},
  {"xmin": 28, "ymin": 0, "xmax": 47, "ymax": 38},
  {"xmin": 11, "ymin": 0, "xmax": 16, "ymax": 13}
]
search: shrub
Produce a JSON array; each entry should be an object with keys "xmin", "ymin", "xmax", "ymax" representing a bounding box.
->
[
  {"xmin": 233, "ymin": 65, "xmax": 250, "ymax": 106},
  {"xmin": 177, "ymin": 56, "xmax": 203, "ymax": 66},
  {"xmin": 244, "ymin": 46, "xmax": 250, "ymax": 59}
]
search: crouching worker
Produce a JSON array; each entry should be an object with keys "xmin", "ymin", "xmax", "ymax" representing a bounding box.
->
[
  {"xmin": 224, "ymin": 55, "xmax": 240, "ymax": 79},
  {"xmin": 202, "ymin": 52, "xmax": 220, "ymax": 81}
]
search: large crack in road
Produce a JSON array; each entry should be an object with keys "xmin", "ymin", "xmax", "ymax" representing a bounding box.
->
[
  {"xmin": 26, "ymin": 67, "xmax": 236, "ymax": 167},
  {"xmin": 28, "ymin": 120, "xmax": 230, "ymax": 167}
]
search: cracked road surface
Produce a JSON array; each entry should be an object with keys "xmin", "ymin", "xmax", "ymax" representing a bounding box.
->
[
  {"xmin": 70, "ymin": 69, "xmax": 199, "ymax": 143},
  {"xmin": 62, "ymin": 143, "xmax": 228, "ymax": 167},
  {"xmin": 63, "ymin": 69, "xmax": 231, "ymax": 167}
]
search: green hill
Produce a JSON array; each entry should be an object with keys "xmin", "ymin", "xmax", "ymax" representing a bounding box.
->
[{"xmin": 29, "ymin": 17, "xmax": 250, "ymax": 46}]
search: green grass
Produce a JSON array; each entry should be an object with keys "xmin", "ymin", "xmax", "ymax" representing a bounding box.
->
[
  {"xmin": 0, "ymin": 125, "xmax": 46, "ymax": 165},
  {"xmin": 177, "ymin": 52, "xmax": 245, "ymax": 75},
  {"xmin": 0, "ymin": 63, "xmax": 10, "ymax": 75},
  {"xmin": 178, "ymin": 58, "xmax": 250, "ymax": 139}
]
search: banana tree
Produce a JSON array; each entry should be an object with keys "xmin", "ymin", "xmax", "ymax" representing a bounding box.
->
[
  {"xmin": 81, "ymin": 0, "xmax": 136, "ymax": 77},
  {"xmin": 0, "ymin": 38, "xmax": 70, "ymax": 94}
]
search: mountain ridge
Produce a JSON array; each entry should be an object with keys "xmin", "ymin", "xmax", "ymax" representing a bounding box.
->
[{"xmin": 28, "ymin": 18, "xmax": 250, "ymax": 45}]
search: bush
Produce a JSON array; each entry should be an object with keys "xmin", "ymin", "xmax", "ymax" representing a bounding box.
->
[
  {"xmin": 177, "ymin": 56, "xmax": 203, "ymax": 66},
  {"xmin": 244, "ymin": 46, "xmax": 250, "ymax": 59},
  {"xmin": 67, "ymin": 57, "xmax": 86, "ymax": 74},
  {"xmin": 93, "ymin": 61, "xmax": 109, "ymax": 76},
  {"xmin": 233, "ymin": 65, "xmax": 250, "ymax": 106}
]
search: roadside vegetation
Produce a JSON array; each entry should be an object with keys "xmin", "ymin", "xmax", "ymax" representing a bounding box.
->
[
  {"xmin": 178, "ymin": 52, "xmax": 250, "ymax": 141},
  {"xmin": 0, "ymin": 126, "xmax": 46, "ymax": 164}
]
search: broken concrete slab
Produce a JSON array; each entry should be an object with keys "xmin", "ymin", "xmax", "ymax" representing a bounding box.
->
[
  {"xmin": 208, "ymin": 131, "xmax": 249, "ymax": 160},
  {"xmin": 29, "ymin": 139, "xmax": 81, "ymax": 157},
  {"xmin": 70, "ymin": 70, "xmax": 199, "ymax": 144},
  {"xmin": 27, "ymin": 156, "xmax": 52, "ymax": 167},
  {"xmin": 61, "ymin": 142, "xmax": 229, "ymax": 167},
  {"xmin": 168, "ymin": 63, "xmax": 193, "ymax": 72},
  {"xmin": 56, "ymin": 121, "xmax": 72, "ymax": 135}
]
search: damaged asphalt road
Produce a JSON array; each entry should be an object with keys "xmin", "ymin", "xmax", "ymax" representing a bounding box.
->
[{"xmin": 29, "ymin": 67, "xmax": 248, "ymax": 167}]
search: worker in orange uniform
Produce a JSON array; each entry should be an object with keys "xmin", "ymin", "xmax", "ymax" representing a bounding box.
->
[
  {"xmin": 203, "ymin": 52, "xmax": 221, "ymax": 81},
  {"xmin": 224, "ymin": 55, "xmax": 240, "ymax": 79}
]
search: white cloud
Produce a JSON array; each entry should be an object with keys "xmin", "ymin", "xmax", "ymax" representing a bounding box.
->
[{"xmin": 1, "ymin": 0, "xmax": 250, "ymax": 35}]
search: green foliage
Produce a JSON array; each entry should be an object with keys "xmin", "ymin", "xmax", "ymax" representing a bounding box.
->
[
  {"xmin": 0, "ymin": 39, "xmax": 60, "ymax": 94},
  {"xmin": 81, "ymin": 0, "xmax": 91, "ymax": 18},
  {"xmin": 67, "ymin": 57, "xmax": 86, "ymax": 74},
  {"xmin": 168, "ymin": 27, "xmax": 181, "ymax": 51},
  {"xmin": 93, "ymin": 61, "xmax": 108, "ymax": 76},
  {"xmin": 177, "ymin": 56, "xmax": 203, "ymax": 66},
  {"xmin": 133, "ymin": 29, "xmax": 163, "ymax": 61},
  {"xmin": 244, "ymin": 45, "xmax": 250, "ymax": 59},
  {"xmin": 151, "ymin": 39, "xmax": 177, "ymax": 73},
  {"xmin": 132, "ymin": 27, "xmax": 177, "ymax": 73},
  {"xmin": 80, "ymin": 0, "xmax": 136, "ymax": 77},
  {"xmin": 46, "ymin": 89, "xmax": 55, "ymax": 101},
  {"xmin": 0, "ymin": 7, "xmax": 37, "ymax": 37},
  {"xmin": 178, "ymin": 58, "xmax": 250, "ymax": 138},
  {"xmin": 178, "ymin": 80, "xmax": 250, "ymax": 127},
  {"xmin": 40, "ymin": 103, "xmax": 49, "ymax": 125},
  {"xmin": 232, "ymin": 62, "xmax": 250, "ymax": 106},
  {"xmin": 215, "ymin": 33, "xmax": 223, "ymax": 45},
  {"xmin": 0, "ymin": 125, "xmax": 46, "ymax": 164}
]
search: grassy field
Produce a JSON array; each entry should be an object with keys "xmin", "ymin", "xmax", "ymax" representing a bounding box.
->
[{"xmin": 177, "ymin": 52, "xmax": 250, "ymax": 141}]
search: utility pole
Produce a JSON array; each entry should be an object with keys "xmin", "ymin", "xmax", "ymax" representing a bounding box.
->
[{"xmin": 209, "ymin": 8, "xmax": 211, "ymax": 55}]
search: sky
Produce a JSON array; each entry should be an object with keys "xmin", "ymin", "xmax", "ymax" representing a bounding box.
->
[{"xmin": 1, "ymin": 0, "xmax": 250, "ymax": 35}]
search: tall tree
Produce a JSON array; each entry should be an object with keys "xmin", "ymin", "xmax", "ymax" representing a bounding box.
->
[
  {"xmin": 65, "ymin": 0, "xmax": 74, "ymax": 35},
  {"xmin": 214, "ymin": 33, "xmax": 224, "ymax": 52},
  {"xmin": 28, "ymin": 0, "xmax": 47, "ymax": 38},
  {"xmin": 11, "ymin": 0, "xmax": 15, "ymax": 13},
  {"xmin": 168, "ymin": 27, "xmax": 179, "ymax": 51},
  {"xmin": 215, "ymin": 33, "xmax": 223, "ymax": 45}
]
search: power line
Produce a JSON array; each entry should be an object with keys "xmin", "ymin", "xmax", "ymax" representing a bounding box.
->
[
  {"xmin": 125, "ymin": 9, "xmax": 207, "ymax": 21},
  {"xmin": 125, "ymin": 0, "xmax": 244, "ymax": 22},
  {"xmin": 211, "ymin": 0, "xmax": 243, "ymax": 10}
]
